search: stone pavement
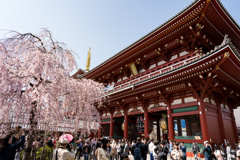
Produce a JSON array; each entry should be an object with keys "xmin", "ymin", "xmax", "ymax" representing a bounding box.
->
[{"xmin": 128, "ymin": 153, "xmax": 203, "ymax": 160}]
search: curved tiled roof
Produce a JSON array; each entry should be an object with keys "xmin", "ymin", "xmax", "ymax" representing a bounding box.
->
[{"xmin": 77, "ymin": 0, "xmax": 240, "ymax": 79}]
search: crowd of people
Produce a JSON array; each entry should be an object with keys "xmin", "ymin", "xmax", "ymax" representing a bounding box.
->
[
  {"xmin": 0, "ymin": 127, "xmax": 240, "ymax": 160},
  {"xmin": 51, "ymin": 135, "xmax": 240, "ymax": 160}
]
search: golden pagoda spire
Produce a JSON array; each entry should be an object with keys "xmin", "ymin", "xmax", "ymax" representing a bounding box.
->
[{"xmin": 86, "ymin": 47, "xmax": 91, "ymax": 71}]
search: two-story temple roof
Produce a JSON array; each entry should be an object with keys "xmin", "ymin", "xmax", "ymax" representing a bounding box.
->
[{"xmin": 74, "ymin": 0, "xmax": 240, "ymax": 154}]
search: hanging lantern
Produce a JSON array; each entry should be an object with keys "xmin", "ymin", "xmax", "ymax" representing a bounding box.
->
[
  {"xmin": 159, "ymin": 114, "xmax": 167, "ymax": 130},
  {"xmin": 136, "ymin": 115, "xmax": 144, "ymax": 133},
  {"xmin": 121, "ymin": 122, "xmax": 132, "ymax": 131},
  {"xmin": 121, "ymin": 122, "xmax": 124, "ymax": 131}
]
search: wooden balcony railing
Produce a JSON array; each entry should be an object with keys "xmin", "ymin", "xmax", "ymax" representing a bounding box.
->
[{"xmin": 107, "ymin": 51, "xmax": 200, "ymax": 92}]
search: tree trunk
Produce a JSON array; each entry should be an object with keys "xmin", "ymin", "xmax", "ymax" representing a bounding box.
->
[
  {"xmin": 40, "ymin": 144, "xmax": 45, "ymax": 160},
  {"xmin": 22, "ymin": 102, "xmax": 37, "ymax": 160},
  {"xmin": 22, "ymin": 130, "xmax": 35, "ymax": 160},
  {"xmin": 40, "ymin": 131, "xmax": 47, "ymax": 160},
  {"xmin": 32, "ymin": 145, "xmax": 36, "ymax": 160}
]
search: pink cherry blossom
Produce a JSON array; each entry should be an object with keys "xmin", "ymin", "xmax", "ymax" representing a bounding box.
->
[{"xmin": 0, "ymin": 29, "xmax": 105, "ymax": 159}]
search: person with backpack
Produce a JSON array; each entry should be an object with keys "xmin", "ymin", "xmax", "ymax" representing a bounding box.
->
[{"xmin": 131, "ymin": 137, "xmax": 144, "ymax": 160}]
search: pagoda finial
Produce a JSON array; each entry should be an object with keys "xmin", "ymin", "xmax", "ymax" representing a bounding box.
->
[{"xmin": 86, "ymin": 47, "xmax": 91, "ymax": 71}]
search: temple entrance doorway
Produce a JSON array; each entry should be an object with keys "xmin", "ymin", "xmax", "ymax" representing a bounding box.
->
[{"xmin": 148, "ymin": 111, "xmax": 168, "ymax": 142}]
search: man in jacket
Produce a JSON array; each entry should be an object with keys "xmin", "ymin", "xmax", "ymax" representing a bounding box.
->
[
  {"xmin": 180, "ymin": 142, "xmax": 187, "ymax": 160},
  {"xmin": 142, "ymin": 138, "xmax": 149, "ymax": 160},
  {"xmin": 191, "ymin": 141, "xmax": 200, "ymax": 160},
  {"xmin": 52, "ymin": 138, "xmax": 75, "ymax": 160},
  {"xmin": 154, "ymin": 141, "xmax": 168, "ymax": 160},
  {"xmin": 83, "ymin": 140, "xmax": 91, "ymax": 160},
  {"xmin": 203, "ymin": 141, "xmax": 212, "ymax": 160}
]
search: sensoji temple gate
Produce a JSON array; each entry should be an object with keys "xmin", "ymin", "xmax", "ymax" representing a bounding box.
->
[{"xmin": 73, "ymin": 0, "xmax": 240, "ymax": 155}]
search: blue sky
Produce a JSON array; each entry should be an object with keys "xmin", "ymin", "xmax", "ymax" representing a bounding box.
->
[{"xmin": 0, "ymin": 0, "xmax": 239, "ymax": 73}]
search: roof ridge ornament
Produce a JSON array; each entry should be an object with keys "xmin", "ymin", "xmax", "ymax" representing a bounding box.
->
[
  {"xmin": 86, "ymin": 47, "xmax": 91, "ymax": 71},
  {"xmin": 220, "ymin": 34, "xmax": 231, "ymax": 46}
]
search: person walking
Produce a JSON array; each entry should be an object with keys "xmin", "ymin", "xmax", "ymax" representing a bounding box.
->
[
  {"xmin": 142, "ymin": 138, "xmax": 149, "ymax": 160},
  {"xmin": 171, "ymin": 142, "xmax": 183, "ymax": 160},
  {"xmin": 203, "ymin": 141, "xmax": 212, "ymax": 160},
  {"xmin": 131, "ymin": 137, "xmax": 144, "ymax": 160},
  {"xmin": 121, "ymin": 140, "xmax": 130, "ymax": 160},
  {"xmin": 52, "ymin": 138, "xmax": 75, "ymax": 160},
  {"xmin": 219, "ymin": 142, "xmax": 226, "ymax": 159},
  {"xmin": 152, "ymin": 141, "xmax": 159, "ymax": 160},
  {"xmin": 180, "ymin": 142, "xmax": 187, "ymax": 160},
  {"xmin": 83, "ymin": 140, "xmax": 91, "ymax": 160},
  {"xmin": 103, "ymin": 139, "xmax": 116, "ymax": 160},
  {"xmin": 214, "ymin": 145, "xmax": 224, "ymax": 160},
  {"xmin": 154, "ymin": 141, "xmax": 168, "ymax": 160},
  {"xmin": 226, "ymin": 143, "xmax": 232, "ymax": 160},
  {"xmin": 237, "ymin": 149, "xmax": 240, "ymax": 160},
  {"xmin": 237, "ymin": 141, "xmax": 240, "ymax": 160},
  {"xmin": 120, "ymin": 139, "xmax": 126, "ymax": 160},
  {"xmin": 169, "ymin": 140, "xmax": 174, "ymax": 159},
  {"xmin": 116, "ymin": 141, "xmax": 122, "ymax": 160},
  {"xmin": 191, "ymin": 141, "xmax": 200, "ymax": 160},
  {"xmin": 95, "ymin": 141, "xmax": 109, "ymax": 160},
  {"xmin": 149, "ymin": 139, "xmax": 155, "ymax": 160},
  {"xmin": 33, "ymin": 136, "xmax": 43, "ymax": 150}
]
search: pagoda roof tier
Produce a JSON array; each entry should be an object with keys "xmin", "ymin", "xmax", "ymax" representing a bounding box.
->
[
  {"xmin": 102, "ymin": 42, "xmax": 240, "ymax": 108},
  {"xmin": 76, "ymin": 0, "xmax": 240, "ymax": 80}
]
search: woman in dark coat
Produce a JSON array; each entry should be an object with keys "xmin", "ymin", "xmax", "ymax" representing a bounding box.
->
[{"xmin": 0, "ymin": 131, "xmax": 25, "ymax": 160}]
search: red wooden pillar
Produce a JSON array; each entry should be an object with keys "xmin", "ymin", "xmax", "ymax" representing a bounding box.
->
[
  {"xmin": 230, "ymin": 108, "xmax": 239, "ymax": 142},
  {"xmin": 216, "ymin": 102, "xmax": 227, "ymax": 143},
  {"xmin": 185, "ymin": 120, "xmax": 192, "ymax": 136},
  {"xmin": 98, "ymin": 124, "xmax": 101, "ymax": 139},
  {"xmin": 110, "ymin": 113, "xmax": 114, "ymax": 137},
  {"xmin": 144, "ymin": 111, "xmax": 149, "ymax": 138},
  {"xmin": 167, "ymin": 103, "xmax": 174, "ymax": 140},
  {"xmin": 124, "ymin": 112, "xmax": 128, "ymax": 139},
  {"xmin": 198, "ymin": 98, "xmax": 209, "ymax": 141},
  {"xmin": 157, "ymin": 120, "xmax": 160, "ymax": 141},
  {"xmin": 177, "ymin": 119, "xmax": 182, "ymax": 136}
]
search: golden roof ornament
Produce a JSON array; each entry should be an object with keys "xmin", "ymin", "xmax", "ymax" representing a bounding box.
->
[{"xmin": 86, "ymin": 47, "xmax": 91, "ymax": 71}]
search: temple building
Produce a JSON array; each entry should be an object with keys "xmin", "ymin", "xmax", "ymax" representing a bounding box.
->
[{"xmin": 74, "ymin": 0, "xmax": 240, "ymax": 155}]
